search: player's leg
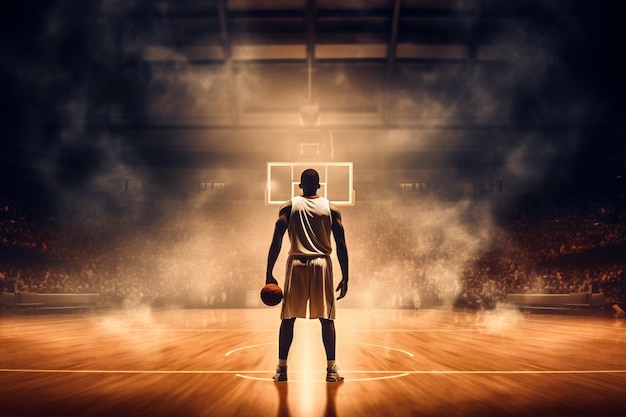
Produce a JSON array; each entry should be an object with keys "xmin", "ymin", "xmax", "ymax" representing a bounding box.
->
[
  {"xmin": 320, "ymin": 318, "xmax": 343, "ymax": 382},
  {"xmin": 274, "ymin": 318, "xmax": 295, "ymax": 381},
  {"xmin": 279, "ymin": 318, "xmax": 296, "ymax": 359},
  {"xmin": 319, "ymin": 318, "xmax": 336, "ymax": 360},
  {"xmin": 309, "ymin": 256, "xmax": 343, "ymax": 381}
]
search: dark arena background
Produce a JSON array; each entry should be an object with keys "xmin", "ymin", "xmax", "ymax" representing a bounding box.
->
[{"xmin": 1, "ymin": 1, "xmax": 626, "ymax": 416}]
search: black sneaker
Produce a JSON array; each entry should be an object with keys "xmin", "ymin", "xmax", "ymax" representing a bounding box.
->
[
  {"xmin": 326, "ymin": 364, "xmax": 344, "ymax": 382},
  {"xmin": 273, "ymin": 365, "xmax": 288, "ymax": 382}
]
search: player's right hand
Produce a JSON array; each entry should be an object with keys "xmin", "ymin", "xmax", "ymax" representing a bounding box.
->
[{"xmin": 266, "ymin": 276, "xmax": 279, "ymax": 285}]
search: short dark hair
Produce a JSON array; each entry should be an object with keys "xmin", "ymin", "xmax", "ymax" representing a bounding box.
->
[{"xmin": 300, "ymin": 169, "xmax": 320, "ymax": 188}]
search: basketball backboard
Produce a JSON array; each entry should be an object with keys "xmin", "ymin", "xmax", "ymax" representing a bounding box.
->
[{"xmin": 266, "ymin": 162, "xmax": 354, "ymax": 205}]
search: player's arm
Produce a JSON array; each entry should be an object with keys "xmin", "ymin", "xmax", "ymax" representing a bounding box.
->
[
  {"xmin": 331, "ymin": 205, "xmax": 349, "ymax": 300},
  {"xmin": 266, "ymin": 205, "xmax": 290, "ymax": 285}
]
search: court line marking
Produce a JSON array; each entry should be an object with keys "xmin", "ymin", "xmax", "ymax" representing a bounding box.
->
[
  {"xmin": 18, "ymin": 326, "xmax": 481, "ymax": 333},
  {"xmin": 224, "ymin": 342, "xmax": 415, "ymax": 358},
  {"xmin": 16, "ymin": 308, "xmax": 622, "ymax": 333},
  {"xmin": 225, "ymin": 342, "xmax": 274, "ymax": 357},
  {"xmin": 235, "ymin": 373, "xmax": 411, "ymax": 382},
  {"xmin": 1, "ymin": 369, "xmax": 626, "ymax": 376},
  {"xmin": 342, "ymin": 342, "xmax": 414, "ymax": 357},
  {"xmin": 4, "ymin": 323, "xmax": 404, "ymax": 334},
  {"xmin": 4, "ymin": 309, "xmax": 624, "ymax": 339},
  {"xmin": 225, "ymin": 341, "xmax": 415, "ymax": 381}
]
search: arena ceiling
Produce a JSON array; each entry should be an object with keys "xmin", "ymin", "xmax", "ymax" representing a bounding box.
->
[
  {"xmin": 102, "ymin": 0, "xmax": 623, "ymax": 130},
  {"xmin": 1, "ymin": 0, "xmax": 624, "ymax": 195},
  {"xmin": 139, "ymin": 0, "xmax": 509, "ymax": 128}
]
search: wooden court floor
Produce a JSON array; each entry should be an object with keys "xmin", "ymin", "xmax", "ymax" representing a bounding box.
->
[{"xmin": 1, "ymin": 306, "xmax": 626, "ymax": 417}]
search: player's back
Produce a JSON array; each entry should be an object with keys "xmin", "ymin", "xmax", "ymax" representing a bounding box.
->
[{"xmin": 288, "ymin": 195, "xmax": 332, "ymax": 256}]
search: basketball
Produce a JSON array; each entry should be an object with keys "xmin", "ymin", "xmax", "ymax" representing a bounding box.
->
[{"xmin": 261, "ymin": 283, "xmax": 283, "ymax": 306}]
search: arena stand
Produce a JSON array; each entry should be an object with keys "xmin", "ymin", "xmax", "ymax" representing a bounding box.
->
[
  {"xmin": 505, "ymin": 292, "xmax": 607, "ymax": 313},
  {"xmin": 0, "ymin": 291, "xmax": 100, "ymax": 312},
  {"xmin": 0, "ymin": 189, "xmax": 624, "ymax": 314}
]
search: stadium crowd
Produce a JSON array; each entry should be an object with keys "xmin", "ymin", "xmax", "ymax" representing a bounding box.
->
[{"xmin": 1, "ymin": 187, "xmax": 625, "ymax": 313}]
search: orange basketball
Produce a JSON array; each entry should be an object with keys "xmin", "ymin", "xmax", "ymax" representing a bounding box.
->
[{"xmin": 261, "ymin": 283, "xmax": 283, "ymax": 306}]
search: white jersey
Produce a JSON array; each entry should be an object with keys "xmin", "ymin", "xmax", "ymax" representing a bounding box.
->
[{"xmin": 285, "ymin": 195, "xmax": 333, "ymax": 257}]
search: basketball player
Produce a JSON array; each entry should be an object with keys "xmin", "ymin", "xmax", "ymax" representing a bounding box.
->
[{"xmin": 266, "ymin": 168, "xmax": 349, "ymax": 382}]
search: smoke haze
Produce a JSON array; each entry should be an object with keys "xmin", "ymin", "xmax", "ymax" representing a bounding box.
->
[{"xmin": 0, "ymin": 0, "xmax": 623, "ymax": 308}]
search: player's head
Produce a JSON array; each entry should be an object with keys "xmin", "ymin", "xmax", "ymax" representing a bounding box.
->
[{"xmin": 299, "ymin": 168, "xmax": 320, "ymax": 196}]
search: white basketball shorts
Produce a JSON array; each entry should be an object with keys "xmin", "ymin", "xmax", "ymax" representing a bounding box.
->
[{"xmin": 280, "ymin": 255, "xmax": 335, "ymax": 320}]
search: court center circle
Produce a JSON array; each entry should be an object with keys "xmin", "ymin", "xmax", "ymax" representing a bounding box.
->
[{"xmin": 226, "ymin": 342, "xmax": 413, "ymax": 382}]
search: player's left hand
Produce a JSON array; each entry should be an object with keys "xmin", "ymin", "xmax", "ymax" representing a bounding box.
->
[
  {"xmin": 335, "ymin": 279, "xmax": 348, "ymax": 300},
  {"xmin": 266, "ymin": 275, "xmax": 279, "ymax": 285}
]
